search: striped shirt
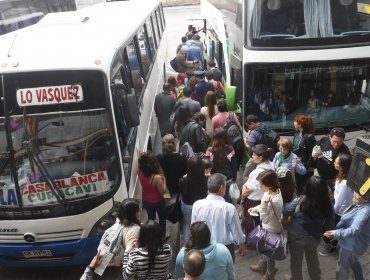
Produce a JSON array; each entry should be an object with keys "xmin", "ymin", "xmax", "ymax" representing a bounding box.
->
[{"xmin": 122, "ymin": 244, "xmax": 172, "ymax": 280}]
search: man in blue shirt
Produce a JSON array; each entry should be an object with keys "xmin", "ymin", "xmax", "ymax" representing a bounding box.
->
[
  {"xmin": 323, "ymin": 192, "xmax": 370, "ymax": 280},
  {"xmin": 186, "ymin": 46, "xmax": 204, "ymax": 68},
  {"xmin": 193, "ymin": 70, "xmax": 213, "ymax": 107}
]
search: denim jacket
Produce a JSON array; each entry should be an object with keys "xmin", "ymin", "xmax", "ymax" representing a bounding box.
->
[
  {"xmin": 283, "ymin": 196, "xmax": 334, "ymax": 241},
  {"xmin": 272, "ymin": 152, "xmax": 307, "ymax": 175},
  {"xmin": 334, "ymin": 202, "xmax": 370, "ymax": 255}
]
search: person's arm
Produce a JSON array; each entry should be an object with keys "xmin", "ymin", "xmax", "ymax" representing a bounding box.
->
[
  {"xmin": 333, "ymin": 209, "xmax": 368, "ymax": 241},
  {"xmin": 293, "ymin": 157, "xmax": 307, "ymax": 175},
  {"xmin": 175, "ymin": 249, "xmax": 185, "ymax": 279},
  {"xmin": 153, "ymin": 174, "xmax": 167, "ymax": 195},
  {"xmin": 282, "ymin": 196, "xmax": 300, "ymax": 216},
  {"xmin": 194, "ymin": 125, "xmax": 208, "ymax": 152},
  {"xmin": 80, "ymin": 252, "xmax": 103, "ymax": 280},
  {"xmin": 229, "ymin": 207, "xmax": 245, "ymax": 245}
]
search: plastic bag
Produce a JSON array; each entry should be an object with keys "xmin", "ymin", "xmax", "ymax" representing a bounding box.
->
[{"xmin": 229, "ymin": 182, "xmax": 240, "ymax": 200}]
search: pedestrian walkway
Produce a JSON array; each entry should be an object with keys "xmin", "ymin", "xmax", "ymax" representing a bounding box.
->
[{"xmin": 235, "ymin": 243, "xmax": 370, "ymax": 280}]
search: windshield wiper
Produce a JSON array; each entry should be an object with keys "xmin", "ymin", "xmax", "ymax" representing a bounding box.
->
[{"xmin": 22, "ymin": 109, "xmax": 68, "ymax": 211}]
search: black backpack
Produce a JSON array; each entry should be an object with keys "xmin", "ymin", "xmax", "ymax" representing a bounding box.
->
[
  {"xmin": 255, "ymin": 126, "xmax": 280, "ymax": 153},
  {"xmin": 223, "ymin": 113, "xmax": 243, "ymax": 146},
  {"xmin": 215, "ymin": 82, "xmax": 225, "ymax": 99},
  {"xmin": 170, "ymin": 57, "xmax": 178, "ymax": 72}
]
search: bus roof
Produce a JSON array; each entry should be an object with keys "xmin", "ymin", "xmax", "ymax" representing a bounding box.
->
[{"xmin": 0, "ymin": 0, "xmax": 161, "ymax": 74}]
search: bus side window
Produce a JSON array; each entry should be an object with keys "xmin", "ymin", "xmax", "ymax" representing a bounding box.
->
[
  {"xmin": 154, "ymin": 10, "xmax": 162, "ymax": 37},
  {"xmin": 145, "ymin": 19, "xmax": 156, "ymax": 57},
  {"xmin": 137, "ymin": 26, "xmax": 152, "ymax": 77},
  {"xmin": 123, "ymin": 43, "xmax": 144, "ymax": 98},
  {"xmin": 159, "ymin": 4, "xmax": 166, "ymax": 27},
  {"xmin": 149, "ymin": 16, "xmax": 159, "ymax": 48}
]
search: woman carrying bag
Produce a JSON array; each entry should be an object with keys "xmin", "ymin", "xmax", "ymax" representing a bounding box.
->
[
  {"xmin": 248, "ymin": 170, "xmax": 283, "ymax": 280},
  {"xmin": 283, "ymin": 176, "xmax": 334, "ymax": 280},
  {"xmin": 138, "ymin": 152, "xmax": 170, "ymax": 241}
]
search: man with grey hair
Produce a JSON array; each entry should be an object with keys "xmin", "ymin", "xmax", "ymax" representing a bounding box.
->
[{"xmin": 191, "ymin": 173, "xmax": 246, "ymax": 262}]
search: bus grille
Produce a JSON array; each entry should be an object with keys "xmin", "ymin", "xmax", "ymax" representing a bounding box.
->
[{"xmin": 0, "ymin": 229, "xmax": 84, "ymax": 243}]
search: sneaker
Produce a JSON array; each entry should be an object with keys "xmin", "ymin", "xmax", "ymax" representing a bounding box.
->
[{"xmin": 319, "ymin": 245, "xmax": 336, "ymax": 256}]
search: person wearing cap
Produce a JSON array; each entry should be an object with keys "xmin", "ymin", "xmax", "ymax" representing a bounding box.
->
[
  {"xmin": 312, "ymin": 127, "xmax": 351, "ymax": 189},
  {"xmin": 193, "ymin": 70, "xmax": 213, "ymax": 107}
]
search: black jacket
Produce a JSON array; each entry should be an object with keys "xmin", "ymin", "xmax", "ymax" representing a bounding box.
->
[
  {"xmin": 179, "ymin": 121, "xmax": 208, "ymax": 153},
  {"xmin": 292, "ymin": 132, "xmax": 316, "ymax": 169},
  {"xmin": 315, "ymin": 136, "xmax": 351, "ymax": 180}
]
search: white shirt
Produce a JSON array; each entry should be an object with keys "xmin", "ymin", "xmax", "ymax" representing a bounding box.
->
[
  {"xmin": 334, "ymin": 179, "xmax": 353, "ymax": 216},
  {"xmin": 245, "ymin": 161, "xmax": 274, "ymax": 201},
  {"xmin": 255, "ymin": 191, "xmax": 283, "ymax": 234},
  {"xmin": 191, "ymin": 194, "xmax": 245, "ymax": 245}
]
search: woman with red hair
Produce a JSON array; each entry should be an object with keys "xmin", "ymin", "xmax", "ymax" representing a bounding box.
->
[
  {"xmin": 293, "ymin": 115, "xmax": 316, "ymax": 194},
  {"xmin": 168, "ymin": 76, "xmax": 178, "ymax": 99}
]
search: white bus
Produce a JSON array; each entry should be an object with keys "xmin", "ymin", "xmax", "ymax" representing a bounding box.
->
[
  {"xmin": 0, "ymin": 0, "xmax": 167, "ymax": 266},
  {"xmin": 202, "ymin": 0, "xmax": 370, "ymax": 145}
]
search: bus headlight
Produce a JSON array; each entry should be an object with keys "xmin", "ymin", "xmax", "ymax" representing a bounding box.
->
[{"xmin": 88, "ymin": 201, "xmax": 122, "ymax": 237}]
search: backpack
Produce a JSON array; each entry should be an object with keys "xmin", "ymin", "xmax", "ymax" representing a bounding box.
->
[
  {"xmin": 214, "ymin": 81, "xmax": 225, "ymax": 99},
  {"xmin": 223, "ymin": 113, "xmax": 243, "ymax": 146},
  {"xmin": 170, "ymin": 57, "xmax": 178, "ymax": 72},
  {"xmin": 255, "ymin": 126, "xmax": 280, "ymax": 153},
  {"xmin": 179, "ymin": 142, "xmax": 195, "ymax": 159}
]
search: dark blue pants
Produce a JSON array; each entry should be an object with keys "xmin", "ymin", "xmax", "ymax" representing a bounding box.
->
[{"xmin": 142, "ymin": 200, "xmax": 166, "ymax": 236}]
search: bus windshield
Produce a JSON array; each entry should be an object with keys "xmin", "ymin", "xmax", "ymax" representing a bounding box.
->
[
  {"xmin": 0, "ymin": 70, "xmax": 118, "ymax": 210},
  {"xmin": 245, "ymin": 60, "xmax": 370, "ymax": 131},
  {"xmin": 246, "ymin": 0, "xmax": 370, "ymax": 48}
]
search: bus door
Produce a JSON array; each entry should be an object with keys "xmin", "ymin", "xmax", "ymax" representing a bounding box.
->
[{"xmin": 111, "ymin": 67, "xmax": 140, "ymax": 190}]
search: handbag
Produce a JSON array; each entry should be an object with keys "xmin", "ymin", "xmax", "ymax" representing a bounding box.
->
[
  {"xmin": 229, "ymin": 182, "xmax": 240, "ymax": 200},
  {"xmin": 246, "ymin": 199, "xmax": 288, "ymax": 261},
  {"xmin": 164, "ymin": 191, "xmax": 182, "ymax": 224}
]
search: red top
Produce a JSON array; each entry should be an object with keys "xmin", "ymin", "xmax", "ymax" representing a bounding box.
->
[{"xmin": 140, "ymin": 174, "xmax": 163, "ymax": 203}]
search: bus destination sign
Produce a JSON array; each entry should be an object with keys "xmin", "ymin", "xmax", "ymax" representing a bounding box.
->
[{"xmin": 16, "ymin": 85, "xmax": 83, "ymax": 107}]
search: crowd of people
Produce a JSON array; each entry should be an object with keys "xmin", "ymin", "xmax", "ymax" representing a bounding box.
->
[{"xmin": 80, "ymin": 25, "xmax": 370, "ymax": 280}]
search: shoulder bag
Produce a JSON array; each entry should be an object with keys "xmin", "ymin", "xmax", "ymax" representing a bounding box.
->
[
  {"xmin": 246, "ymin": 199, "xmax": 288, "ymax": 260},
  {"xmin": 165, "ymin": 191, "xmax": 182, "ymax": 224}
]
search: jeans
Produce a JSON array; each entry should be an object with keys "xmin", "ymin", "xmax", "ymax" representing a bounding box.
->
[
  {"xmin": 181, "ymin": 201, "xmax": 193, "ymax": 244},
  {"xmin": 142, "ymin": 200, "xmax": 166, "ymax": 235},
  {"xmin": 261, "ymin": 254, "xmax": 275, "ymax": 275},
  {"xmin": 336, "ymin": 248, "xmax": 364, "ymax": 280},
  {"xmin": 288, "ymin": 233, "xmax": 321, "ymax": 280}
]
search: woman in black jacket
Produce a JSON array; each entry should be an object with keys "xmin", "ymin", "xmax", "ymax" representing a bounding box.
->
[
  {"xmin": 178, "ymin": 156, "xmax": 208, "ymax": 243},
  {"xmin": 292, "ymin": 114, "xmax": 316, "ymax": 194}
]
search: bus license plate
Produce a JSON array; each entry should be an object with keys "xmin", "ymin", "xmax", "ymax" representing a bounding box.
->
[{"xmin": 22, "ymin": 250, "xmax": 53, "ymax": 258}]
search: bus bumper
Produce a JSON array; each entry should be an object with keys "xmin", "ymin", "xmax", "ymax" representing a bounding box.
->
[{"xmin": 0, "ymin": 236, "xmax": 101, "ymax": 267}]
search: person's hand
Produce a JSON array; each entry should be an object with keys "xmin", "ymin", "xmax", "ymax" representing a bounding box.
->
[
  {"xmin": 323, "ymin": 231, "xmax": 334, "ymax": 240},
  {"xmin": 292, "ymin": 159, "xmax": 297, "ymax": 170},
  {"xmin": 248, "ymin": 207, "xmax": 255, "ymax": 214},
  {"xmin": 89, "ymin": 250, "xmax": 103, "ymax": 269},
  {"xmin": 241, "ymin": 185, "xmax": 248, "ymax": 198},
  {"xmin": 238, "ymin": 243, "xmax": 247, "ymax": 257}
]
